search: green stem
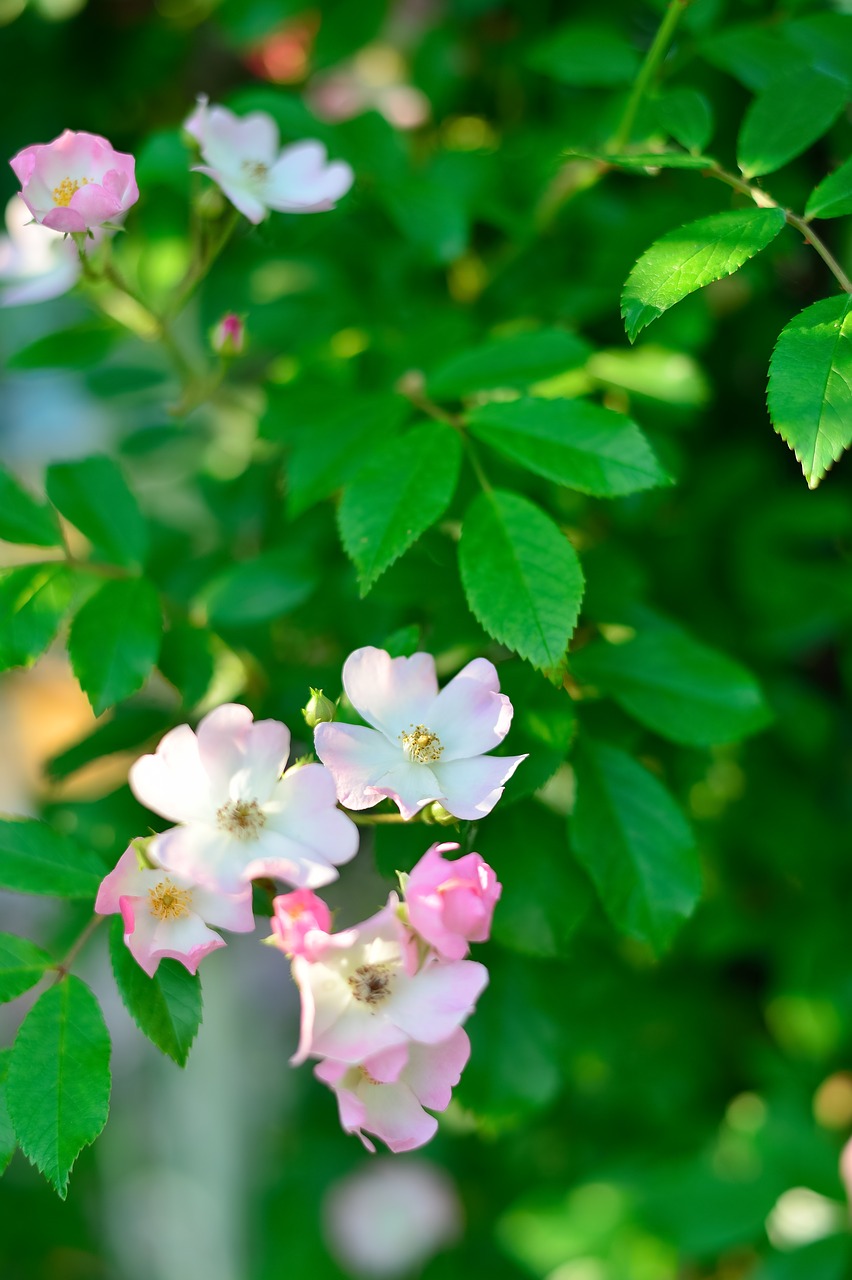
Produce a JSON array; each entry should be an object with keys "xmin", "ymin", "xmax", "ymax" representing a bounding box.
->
[
  {"xmin": 398, "ymin": 380, "xmax": 494, "ymax": 492},
  {"xmin": 611, "ymin": 0, "xmax": 691, "ymax": 152},
  {"xmin": 343, "ymin": 810, "xmax": 420, "ymax": 825},
  {"xmin": 165, "ymin": 207, "xmax": 240, "ymax": 320},
  {"xmin": 52, "ymin": 915, "xmax": 104, "ymax": 984}
]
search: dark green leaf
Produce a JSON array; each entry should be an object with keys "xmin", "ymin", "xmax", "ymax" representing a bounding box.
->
[
  {"xmin": 654, "ymin": 88, "xmax": 714, "ymax": 154},
  {"xmin": 493, "ymin": 663, "xmax": 577, "ymax": 802},
  {"xmin": 767, "ymin": 295, "xmax": 852, "ymax": 489},
  {"xmin": 383, "ymin": 174, "xmax": 468, "ymax": 265},
  {"xmin": 382, "ymin": 624, "xmax": 421, "ymax": 658},
  {"xmin": 338, "ymin": 422, "xmax": 462, "ymax": 594},
  {"xmin": 572, "ymin": 627, "xmax": 772, "ymax": 745},
  {"xmin": 0, "ymin": 564, "xmax": 75, "ymax": 672},
  {"xmin": 571, "ymin": 738, "xmax": 700, "ymax": 953},
  {"xmin": 0, "ymin": 817, "xmax": 105, "ymax": 899},
  {"xmin": 46, "ymin": 455, "xmax": 148, "ymax": 569},
  {"xmin": 737, "ymin": 69, "xmax": 849, "ymax": 179},
  {"xmin": 201, "ymin": 549, "xmax": 317, "ymax": 627},
  {"xmin": 7, "ymin": 325, "xmax": 117, "ymax": 371},
  {"xmin": 109, "ymin": 919, "xmax": 202, "ymax": 1067},
  {"xmin": 0, "ymin": 466, "xmax": 60, "ymax": 547},
  {"xmin": 158, "ymin": 621, "xmax": 216, "ymax": 706},
  {"xmin": 527, "ymin": 22, "xmax": 639, "ymax": 86},
  {"xmin": 622, "ymin": 208, "xmax": 787, "ymax": 342},
  {"xmin": 0, "ymin": 1049, "xmax": 15, "ymax": 1175},
  {"xmin": 573, "ymin": 150, "xmax": 715, "ymax": 171},
  {"xmin": 427, "ymin": 329, "xmax": 592, "ymax": 399},
  {"xmin": 0, "ymin": 934, "xmax": 53, "ymax": 1004},
  {"xmin": 700, "ymin": 24, "xmax": 809, "ymax": 92},
  {"xmin": 46, "ymin": 707, "xmax": 171, "ymax": 781},
  {"xmin": 7, "ymin": 976, "xmax": 111, "ymax": 1198},
  {"xmin": 459, "ymin": 490, "xmax": 584, "ymax": 672},
  {"xmin": 467, "ymin": 397, "xmax": 671, "ymax": 497},
  {"xmin": 806, "ymin": 157, "xmax": 852, "ymax": 220},
  {"xmin": 68, "ymin": 577, "xmax": 162, "ymax": 716}
]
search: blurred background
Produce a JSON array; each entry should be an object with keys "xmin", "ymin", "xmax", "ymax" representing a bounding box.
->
[{"xmin": 1, "ymin": 0, "xmax": 852, "ymax": 1277}]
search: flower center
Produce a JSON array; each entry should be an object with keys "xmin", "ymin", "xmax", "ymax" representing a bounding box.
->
[
  {"xmin": 52, "ymin": 176, "xmax": 90, "ymax": 207},
  {"xmin": 348, "ymin": 963, "xmax": 394, "ymax": 1007},
  {"xmin": 149, "ymin": 878, "xmax": 192, "ymax": 921},
  {"xmin": 400, "ymin": 724, "xmax": 443, "ymax": 764},
  {"xmin": 241, "ymin": 160, "xmax": 269, "ymax": 183},
  {"xmin": 216, "ymin": 798, "xmax": 266, "ymax": 840},
  {"xmin": 358, "ymin": 1065, "xmax": 381, "ymax": 1086}
]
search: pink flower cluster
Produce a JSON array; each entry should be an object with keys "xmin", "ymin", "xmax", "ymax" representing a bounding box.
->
[{"xmin": 271, "ymin": 841, "xmax": 500, "ymax": 1153}]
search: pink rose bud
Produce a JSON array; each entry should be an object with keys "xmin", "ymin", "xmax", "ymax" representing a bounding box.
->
[
  {"xmin": 9, "ymin": 130, "xmax": 139, "ymax": 234},
  {"xmin": 270, "ymin": 889, "xmax": 332, "ymax": 958},
  {"xmin": 405, "ymin": 842, "xmax": 501, "ymax": 961},
  {"xmin": 211, "ymin": 312, "xmax": 246, "ymax": 356}
]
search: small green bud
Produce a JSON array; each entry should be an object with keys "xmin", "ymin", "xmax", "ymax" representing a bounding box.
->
[
  {"xmin": 287, "ymin": 753, "xmax": 316, "ymax": 773},
  {"xmin": 195, "ymin": 186, "xmax": 227, "ymax": 220},
  {"xmin": 131, "ymin": 836, "xmax": 156, "ymax": 869},
  {"xmin": 302, "ymin": 688, "xmax": 336, "ymax": 728},
  {"xmin": 425, "ymin": 802, "xmax": 458, "ymax": 827}
]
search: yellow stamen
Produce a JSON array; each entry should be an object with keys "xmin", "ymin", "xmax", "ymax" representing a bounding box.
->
[
  {"xmin": 149, "ymin": 878, "xmax": 192, "ymax": 921},
  {"xmin": 52, "ymin": 176, "xmax": 90, "ymax": 207},
  {"xmin": 400, "ymin": 724, "xmax": 443, "ymax": 764}
]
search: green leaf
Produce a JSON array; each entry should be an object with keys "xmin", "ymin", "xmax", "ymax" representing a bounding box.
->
[
  {"xmin": 573, "ymin": 150, "xmax": 715, "ymax": 172},
  {"xmin": 201, "ymin": 549, "xmax": 317, "ymax": 627},
  {"xmin": 0, "ymin": 934, "xmax": 53, "ymax": 1004},
  {"xmin": 6, "ymin": 976, "xmax": 111, "ymax": 1198},
  {"xmin": 46, "ymin": 455, "xmax": 149, "ymax": 569},
  {"xmin": 0, "ymin": 466, "xmax": 60, "ymax": 547},
  {"xmin": 467, "ymin": 397, "xmax": 671, "ymax": 498},
  {"xmin": 527, "ymin": 22, "xmax": 639, "ymax": 87},
  {"xmin": 587, "ymin": 346, "xmax": 710, "ymax": 407},
  {"xmin": 0, "ymin": 1050, "xmax": 15, "ymax": 1175},
  {"xmin": 701, "ymin": 24, "xmax": 808, "ymax": 92},
  {"xmin": 806, "ymin": 157, "xmax": 852, "ymax": 221},
  {"xmin": 427, "ymin": 329, "xmax": 592, "ymax": 400},
  {"xmin": 46, "ymin": 706, "xmax": 171, "ymax": 781},
  {"xmin": 7, "ymin": 324, "xmax": 117, "ymax": 371},
  {"xmin": 621, "ymin": 208, "xmax": 787, "ymax": 342},
  {"xmin": 767, "ymin": 295, "xmax": 852, "ymax": 489},
  {"xmin": 737, "ymin": 68, "xmax": 849, "ymax": 179},
  {"xmin": 158, "ymin": 621, "xmax": 216, "ymax": 707},
  {"xmin": 654, "ymin": 88, "xmax": 714, "ymax": 154},
  {"xmin": 493, "ymin": 663, "xmax": 577, "ymax": 802},
  {"xmin": 339, "ymin": 423, "xmax": 462, "ymax": 594},
  {"xmin": 68, "ymin": 577, "xmax": 162, "ymax": 716},
  {"xmin": 571, "ymin": 738, "xmax": 700, "ymax": 953},
  {"xmin": 572, "ymin": 625, "xmax": 772, "ymax": 745},
  {"xmin": 109, "ymin": 919, "xmax": 202, "ymax": 1067},
  {"xmin": 0, "ymin": 817, "xmax": 105, "ymax": 899},
  {"xmin": 459, "ymin": 490, "xmax": 584, "ymax": 672},
  {"xmin": 0, "ymin": 564, "xmax": 75, "ymax": 672}
]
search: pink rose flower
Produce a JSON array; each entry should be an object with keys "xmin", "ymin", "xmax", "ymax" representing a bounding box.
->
[
  {"xmin": 95, "ymin": 846, "xmax": 254, "ymax": 977},
  {"xmin": 270, "ymin": 888, "xmax": 332, "ymax": 959},
  {"xmin": 9, "ymin": 129, "xmax": 138, "ymax": 234},
  {"xmin": 314, "ymin": 647, "xmax": 526, "ymax": 820},
  {"xmin": 290, "ymin": 893, "xmax": 487, "ymax": 1065},
  {"xmin": 184, "ymin": 95, "xmax": 353, "ymax": 225},
  {"xmin": 405, "ymin": 842, "xmax": 501, "ymax": 960},
  {"xmin": 315, "ymin": 1029, "xmax": 470, "ymax": 1153},
  {"xmin": 211, "ymin": 312, "xmax": 246, "ymax": 356},
  {"xmin": 129, "ymin": 703, "xmax": 359, "ymax": 894}
]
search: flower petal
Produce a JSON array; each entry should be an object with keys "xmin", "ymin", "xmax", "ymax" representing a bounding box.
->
[
  {"xmin": 194, "ymin": 166, "xmax": 269, "ymax": 224},
  {"xmin": 41, "ymin": 207, "xmax": 87, "ymax": 233},
  {"xmin": 266, "ymin": 141, "xmax": 354, "ymax": 211},
  {"xmin": 67, "ymin": 181, "xmax": 122, "ymax": 227},
  {"xmin": 313, "ymin": 721, "xmax": 400, "ymax": 809},
  {"xmin": 129, "ymin": 723, "xmax": 216, "ymax": 824},
  {"xmin": 430, "ymin": 753, "xmax": 526, "ymax": 820},
  {"xmin": 389, "ymin": 958, "xmax": 488, "ymax": 1044},
  {"xmin": 361, "ymin": 1042, "xmax": 409, "ymax": 1085},
  {"xmin": 124, "ymin": 904, "xmax": 226, "ymax": 977},
  {"xmin": 342, "ymin": 647, "xmax": 438, "ymax": 739},
  {"xmin": 404, "ymin": 1030, "xmax": 470, "ymax": 1110},
  {"xmin": 429, "ymin": 658, "xmax": 514, "ymax": 760},
  {"xmin": 262, "ymin": 763, "xmax": 359, "ymax": 878},
  {"xmin": 371, "ymin": 762, "xmax": 443, "ymax": 820},
  {"xmin": 95, "ymin": 847, "xmax": 161, "ymax": 915},
  {"xmin": 190, "ymin": 884, "xmax": 255, "ymax": 933},
  {"xmin": 195, "ymin": 703, "xmax": 290, "ymax": 804},
  {"xmin": 357, "ymin": 1080, "xmax": 438, "ymax": 1153},
  {"xmin": 200, "ymin": 106, "xmax": 280, "ymax": 171},
  {"xmin": 151, "ymin": 823, "xmax": 248, "ymax": 893}
]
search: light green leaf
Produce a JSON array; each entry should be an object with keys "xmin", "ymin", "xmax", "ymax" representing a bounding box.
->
[
  {"xmin": 68, "ymin": 577, "xmax": 162, "ymax": 716},
  {"xmin": 46, "ymin": 455, "xmax": 148, "ymax": 569},
  {"xmin": 201, "ymin": 549, "xmax": 317, "ymax": 627},
  {"xmin": 587, "ymin": 346, "xmax": 710, "ymax": 407},
  {"xmin": 701, "ymin": 24, "xmax": 810, "ymax": 92},
  {"xmin": 0, "ymin": 466, "xmax": 60, "ymax": 547},
  {"xmin": 572, "ymin": 626, "xmax": 772, "ymax": 745},
  {"xmin": 0, "ymin": 1050, "xmax": 15, "ymax": 1175},
  {"xmin": 654, "ymin": 88, "xmax": 714, "ymax": 154},
  {"xmin": 806, "ymin": 156, "xmax": 852, "ymax": 221},
  {"xmin": 7, "ymin": 976, "xmax": 111, "ymax": 1198},
  {"xmin": 737, "ymin": 68, "xmax": 849, "ymax": 179},
  {"xmin": 109, "ymin": 919, "xmax": 202, "ymax": 1067},
  {"xmin": 767, "ymin": 295, "xmax": 852, "ymax": 489},
  {"xmin": 0, "ymin": 564, "xmax": 75, "ymax": 672},
  {"xmin": 7, "ymin": 324, "xmax": 118, "ymax": 371},
  {"xmin": 571, "ymin": 738, "xmax": 700, "ymax": 953},
  {"xmin": 527, "ymin": 22, "xmax": 639, "ymax": 86},
  {"xmin": 573, "ymin": 150, "xmax": 715, "ymax": 172},
  {"xmin": 467, "ymin": 397, "xmax": 671, "ymax": 498},
  {"xmin": 459, "ymin": 490, "xmax": 584, "ymax": 672},
  {"xmin": 427, "ymin": 329, "xmax": 592, "ymax": 399},
  {"xmin": 0, "ymin": 817, "xmax": 105, "ymax": 899},
  {"xmin": 0, "ymin": 934, "xmax": 53, "ymax": 1004},
  {"xmin": 621, "ymin": 208, "xmax": 787, "ymax": 342},
  {"xmin": 339, "ymin": 423, "xmax": 462, "ymax": 594}
]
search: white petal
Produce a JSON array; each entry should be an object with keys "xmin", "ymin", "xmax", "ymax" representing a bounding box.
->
[
  {"xmin": 342, "ymin": 647, "xmax": 438, "ymax": 740},
  {"xmin": 430, "ymin": 753, "xmax": 526, "ymax": 819},
  {"xmin": 429, "ymin": 659, "xmax": 514, "ymax": 760},
  {"xmin": 313, "ymin": 722, "xmax": 401, "ymax": 809},
  {"xmin": 129, "ymin": 723, "xmax": 216, "ymax": 823}
]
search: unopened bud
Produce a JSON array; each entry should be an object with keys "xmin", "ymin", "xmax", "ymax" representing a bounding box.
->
[
  {"xmin": 395, "ymin": 368, "xmax": 426, "ymax": 400},
  {"xmin": 422, "ymin": 802, "xmax": 458, "ymax": 826},
  {"xmin": 195, "ymin": 185, "xmax": 227, "ymax": 219},
  {"xmin": 302, "ymin": 688, "xmax": 336, "ymax": 728},
  {"xmin": 211, "ymin": 312, "xmax": 246, "ymax": 357}
]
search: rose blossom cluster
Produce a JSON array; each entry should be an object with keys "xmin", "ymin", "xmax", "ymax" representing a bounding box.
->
[{"xmin": 95, "ymin": 647, "xmax": 521, "ymax": 1152}]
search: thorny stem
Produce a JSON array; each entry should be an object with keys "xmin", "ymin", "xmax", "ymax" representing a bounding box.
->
[
  {"xmin": 611, "ymin": 0, "xmax": 691, "ymax": 152},
  {"xmin": 52, "ymin": 914, "xmax": 104, "ymax": 984}
]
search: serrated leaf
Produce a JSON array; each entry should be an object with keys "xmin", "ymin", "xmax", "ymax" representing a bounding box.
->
[
  {"xmin": 571, "ymin": 738, "xmax": 700, "ymax": 953},
  {"xmin": 767, "ymin": 295, "xmax": 852, "ymax": 489},
  {"xmin": 0, "ymin": 1049, "xmax": 15, "ymax": 1175},
  {"xmin": 109, "ymin": 919, "xmax": 202, "ymax": 1066},
  {"xmin": 68, "ymin": 577, "xmax": 162, "ymax": 716},
  {"xmin": 157, "ymin": 621, "xmax": 216, "ymax": 707},
  {"xmin": 46, "ymin": 706, "xmax": 171, "ymax": 782},
  {"xmin": 492, "ymin": 663, "xmax": 577, "ymax": 802},
  {"xmin": 467, "ymin": 397, "xmax": 670, "ymax": 498},
  {"xmin": 0, "ymin": 934, "xmax": 53, "ymax": 1003},
  {"xmin": 201, "ymin": 548, "xmax": 317, "ymax": 627},
  {"xmin": 427, "ymin": 329, "xmax": 591, "ymax": 399},
  {"xmin": 807, "ymin": 156, "xmax": 852, "ymax": 220},
  {"xmin": 7, "ymin": 976, "xmax": 111, "ymax": 1198},
  {"xmin": 459, "ymin": 490, "xmax": 584, "ymax": 672},
  {"xmin": 0, "ymin": 564, "xmax": 75, "ymax": 672},
  {"xmin": 527, "ymin": 22, "xmax": 639, "ymax": 87},
  {"xmin": 7, "ymin": 324, "xmax": 117, "ymax": 371},
  {"xmin": 738, "ymin": 68, "xmax": 849, "ymax": 178},
  {"xmin": 0, "ymin": 466, "xmax": 60, "ymax": 547},
  {"xmin": 621, "ymin": 208, "xmax": 786, "ymax": 342},
  {"xmin": 0, "ymin": 817, "xmax": 105, "ymax": 899},
  {"xmin": 46, "ymin": 455, "xmax": 148, "ymax": 569},
  {"xmin": 339, "ymin": 423, "xmax": 462, "ymax": 594},
  {"xmin": 654, "ymin": 88, "xmax": 714, "ymax": 154},
  {"xmin": 572, "ymin": 627, "xmax": 772, "ymax": 745}
]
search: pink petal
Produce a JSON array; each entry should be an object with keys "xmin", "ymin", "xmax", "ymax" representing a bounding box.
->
[
  {"xmin": 358, "ymin": 1080, "xmax": 438, "ymax": 1153},
  {"xmin": 313, "ymin": 721, "xmax": 400, "ymax": 809},
  {"xmin": 183, "ymin": 94, "xmax": 209, "ymax": 145},
  {"xmin": 42, "ymin": 207, "xmax": 87, "ymax": 233},
  {"xmin": 124, "ymin": 904, "xmax": 226, "ymax": 978},
  {"xmin": 200, "ymin": 106, "xmax": 280, "ymax": 171},
  {"xmin": 342, "ymin": 647, "xmax": 438, "ymax": 739},
  {"xmin": 129, "ymin": 723, "xmax": 216, "ymax": 824},
  {"xmin": 373, "ymin": 762, "xmax": 443, "ymax": 820},
  {"xmin": 361, "ymin": 1042, "xmax": 409, "ymax": 1085},
  {"xmin": 95, "ymin": 847, "xmax": 157, "ymax": 914},
  {"xmin": 67, "ymin": 182, "xmax": 122, "ymax": 227},
  {"xmin": 390, "ymin": 959, "xmax": 488, "ymax": 1044},
  {"xmin": 151, "ymin": 823, "xmax": 248, "ymax": 893},
  {"xmin": 243, "ymin": 830, "xmax": 340, "ymax": 890},
  {"xmin": 430, "ymin": 753, "xmax": 526, "ymax": 820},
  {"xmin": 314, "ymin": 1058, "xmax": 349, "ymax": 1087},
  {"xmin": 429, "ymin": 659, "xmax": 514, "ymax": 761},
  {"xmin": 404, "ymin": 1029, "xmax": 470, "ymax": 1110},
  {"xmin": 308, "ymin": 998, "xmax": 410, "ymax": 1064},
  {"xmin": 190, "ymin": 883, "xmax": 255, "ymax": 933},
  {"xmin": 195, "ymin": 703, "xmax": 290, "ymax": 804},
  {"xmin": 262, "ymin": 763, "xmax": 359, "ymax": 875}
]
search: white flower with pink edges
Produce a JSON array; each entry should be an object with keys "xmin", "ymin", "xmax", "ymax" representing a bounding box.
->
[
  {"xmin": 184, "ymin": 96, "xmax": 353, "ymax": 225},
  {"xmin": 269, "ymin": 888, "xmax": 333, "ymax": 960},
  {"xmin": 10, "ymin": 129, "xmax": 138, "ymax": 234},
  {"xmin": 405, "ymin": 842, "xmax": 501, "ymax": 961},
  {"xmin": 129, "ymin": 703, "xmax": 359, "ymax": 895},
  {"xmin": 314, "ymin": 647, "xmax": 526, "ymax": 820},
  {"xmin": 95, "ymin": 845, "xmax": 254, "ymax": 977}
]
